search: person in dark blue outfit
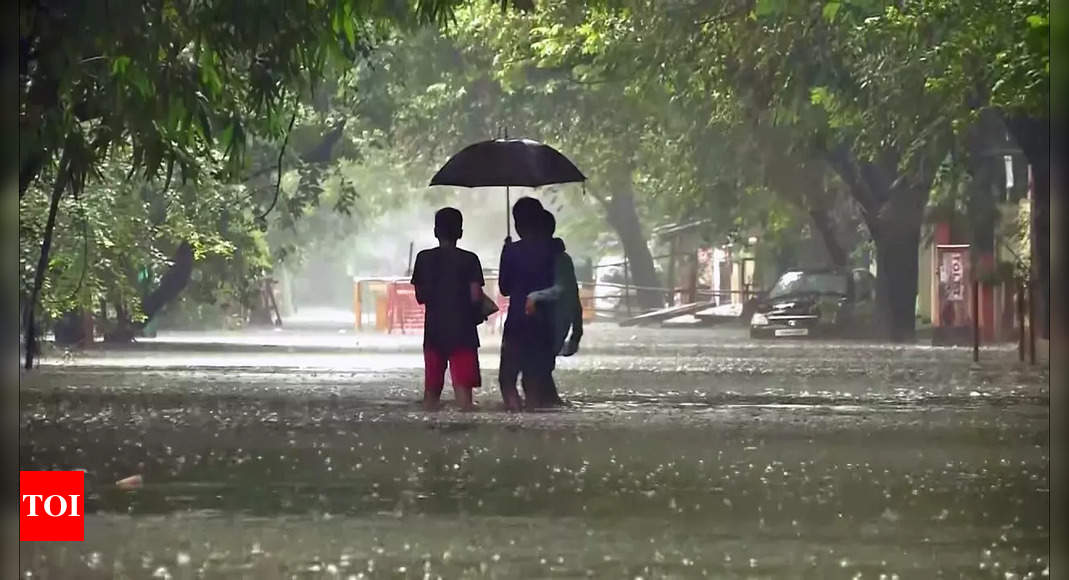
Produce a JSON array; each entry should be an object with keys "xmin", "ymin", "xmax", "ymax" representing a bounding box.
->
[
  {"xmin": 497, "ymin": 197, "xmax": 557, "ymax": 411},
  {"xmin": 523, "ymin": 210, "xmax": 583, "ymax": 407}
]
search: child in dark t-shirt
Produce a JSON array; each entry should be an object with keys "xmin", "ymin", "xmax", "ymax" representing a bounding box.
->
[{"xmin": 410, "ymin": 208, "xmax": 485, "ymax": 411}]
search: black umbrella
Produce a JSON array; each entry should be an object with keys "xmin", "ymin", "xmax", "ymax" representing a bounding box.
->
[{"xmin": 429, "ymin": 136, "xmax": 586, "ymax": 237}]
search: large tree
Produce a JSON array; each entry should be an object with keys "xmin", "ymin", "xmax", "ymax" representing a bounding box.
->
[
  {"xmin": 19, "ymin": 0, "xmax": 523, "ymax": 367},
  {"xmin": 581, "ymin": 0, "xmax": 962, "ymax": 340},
  {"xmin": 354, "ymin": 2, "xmax": 825, "ymax": 309},
  {"xmin": 891, "ymin": 0, "xmax": 1049, "ymax": 336},
  {"xmin": 19, "ymin": 151, "xmax": 271, "ymax": 340},
  {"xmin": 349, "ymin": 6, "xmax": 676, "ymax": 308},
  {"xmin": 765, "ymin": 4, "xmax": 948, "ymax": 340},
  {"xmin": 486, "ymin": 1, "xmax": 872, "ymax": 299}
]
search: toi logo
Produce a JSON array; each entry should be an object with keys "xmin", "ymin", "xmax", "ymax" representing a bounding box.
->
[{"xmin": 20, "ymin": 471, "xmax": 85, "ymax": 541}]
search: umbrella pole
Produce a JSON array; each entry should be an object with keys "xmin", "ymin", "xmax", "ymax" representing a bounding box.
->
[{"xmin": 504, "ymin": 126, "xmax": 511, "ymax": 238}]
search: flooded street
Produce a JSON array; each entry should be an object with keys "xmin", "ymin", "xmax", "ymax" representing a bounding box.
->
[{"xmin": 20, "ymin": 325, "xmax": 1049, "ymax": 578}]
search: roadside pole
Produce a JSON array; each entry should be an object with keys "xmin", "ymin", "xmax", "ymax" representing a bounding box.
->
[
  {"xmin": 972, "ymin": 279, "xmax": 980, "ymax": 362},
  {"xmin": 1017, "ymin": 278, "xmax": 1026, "ymax": 362},
  {"xmin": 1028, "ymin": 279, "xmax": 1036, "ymax": 365},
  {"xmin": 406, "ymin": 242, "xmax": 414, "ymax": 277}
]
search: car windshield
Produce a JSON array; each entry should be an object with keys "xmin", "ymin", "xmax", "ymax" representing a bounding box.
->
[{"xmin": 768, "ymin": 271, "xmax": 847, "ymax": 299}]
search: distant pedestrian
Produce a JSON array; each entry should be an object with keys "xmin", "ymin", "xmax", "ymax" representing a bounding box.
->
[{"xmin": 411, "ymin": 207, "xmax": 485, "ymax": 411}]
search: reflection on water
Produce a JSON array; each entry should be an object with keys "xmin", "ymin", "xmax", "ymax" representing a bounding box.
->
[
  {"xmin": 19, "ymin": 334, "xmax": 1048, "ymax": 578},
  {"xmin": 21, "ymin": 402, "xmax": 1049, "ymax": 577}
]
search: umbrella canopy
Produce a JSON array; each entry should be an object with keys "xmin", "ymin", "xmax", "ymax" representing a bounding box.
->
[{"xmin": 429, "ymin": 139, "xmax": 586, "ymax": 188}]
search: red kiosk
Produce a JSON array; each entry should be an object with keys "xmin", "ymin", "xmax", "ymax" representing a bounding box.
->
[{"xmin": 934, "ymin": 244, "xmax": 972, "ymax": 335}]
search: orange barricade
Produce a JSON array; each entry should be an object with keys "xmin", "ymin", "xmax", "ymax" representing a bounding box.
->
[
  {"xmin": 580, "ymin": 284, "xmax": 595, "ymax": 322},
  {"xmin": 490, "ymin": 294, "xmax": 509, "ymax": 334},
  {"xmin": 380, "ymin": 278, "xmax": 513, "ymax": 335},
  {"xmin": 479, "ymin": 276, "xmax": 508, "ymax": 335},
  {"xmin": 386, "ymin": 282, "xmax": 425, "ymax": 334}
]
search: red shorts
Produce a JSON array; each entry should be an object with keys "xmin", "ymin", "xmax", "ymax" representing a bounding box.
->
[{"xmin": 424, "ymin": 347, "xmax": 481, "ymax": 394}]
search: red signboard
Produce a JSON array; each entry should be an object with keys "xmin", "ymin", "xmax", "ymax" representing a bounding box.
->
[
  {"xmin": 936, "ymin": 245, "xmax": 970, "ymax": 327},
  {"xmin": 20, "ymin": 471, "xmax": 85, "ymax": 542}
]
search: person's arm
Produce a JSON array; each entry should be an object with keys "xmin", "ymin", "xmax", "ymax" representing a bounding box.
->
[
  {"xmin": 527, "ymin": 282, "xmax": 564, "ymax": 303},
  {"xmin": 569, "ymin": 265, "xmax": 583, "ymax": 339},
  {"xmin": 525, "ymin": 254, "xmax": 569, "ymax": 314},
  {"xmin": 469, "ymin": 255, "xmax": 485, "ymax": 304},
  {"xmin": 562, "ymin": 255, "xmax": 583, "ymax": 355},
  {"xmin": 570, "ymin": 297, "xmax": 584, "ymax": 339},
  {"xmin": 498, "ymin": 243, "xmax": 513, "ymax": 297},
  {"xmin": 411, "ymin": 253, "xmax": 429, "ymax": 305},
  {"xmin": 528, "ymin": 249, "xmax": 573, "ymax": 303}
]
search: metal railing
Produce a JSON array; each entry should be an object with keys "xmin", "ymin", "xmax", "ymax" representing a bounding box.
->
[
  {"xmin": 586, "ymin": 251, "xmax": 760, "ymax": 318},
  {"xmin": 354, "ymin": 256, "xmax": 764, "ymax": 328},
  {"xmin": 587, "ymin": 281, "xmax": 759, "ymax": 319},
  {"xmin": 969, "ymin": 274, "xmax": 1035, "ymax": 364}
]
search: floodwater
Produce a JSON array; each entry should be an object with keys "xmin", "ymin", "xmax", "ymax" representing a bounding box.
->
[{"xmin": 20, "ymin": 324, "xmax": 1049, "ymax": 578}]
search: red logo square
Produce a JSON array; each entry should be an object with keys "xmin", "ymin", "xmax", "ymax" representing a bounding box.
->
[{"xmin": 20, "ymin": 471, "xmax": 85, "ymax": 541}]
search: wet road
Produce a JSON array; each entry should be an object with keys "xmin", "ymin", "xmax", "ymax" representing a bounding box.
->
[{"xmin": 20, "ymin": 325, "xmax": 1049, "ymax": 578}]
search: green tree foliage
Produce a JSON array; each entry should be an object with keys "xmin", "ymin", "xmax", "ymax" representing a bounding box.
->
[
  {"xmin": 352, "ymin": 2, "xmax": 776, "ymax": 308},
  {"xmin": 463, "ymin": 0, "xmax": 1046, "ymax": 339},
  {"xmin": 563, "ymin": 0, "xmax": 1045, "ymax": 340},
  {"xmin": 19, "ymin": 0, "xmax": 477, "ymax": 195},
  {"xmin": 20, "ymin": 0, "xmax": 1048, "ymax": 349},
  {"xmin": 19, "ymin": 0, "xmax": 531, "ymax": 366},
  {"xmin": 19, "ymin": 150, "xmax": 272, "ymax": 334}
]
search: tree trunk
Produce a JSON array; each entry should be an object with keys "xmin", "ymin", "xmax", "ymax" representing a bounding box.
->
[
  {"xmin": 1031, "ymin": 158, "xmax": 1050, "ymax": 339},
  {"xmin": 866, "ymin": 182, "xmax": 931, "ymax": 343},
  {"xmin": 873, "ymin": 218, "xmax": 922, "ymax": 342},
  {"xmin": 755, "ymin": 129, "xmax": 848, "ymax": 270},
  {"xmin": 603, "ymin": 180, "xmax": 661, "ymax": 310},
  {"xmin": 808, "ymin": 208, "xmax": 848, "ymax": 268},
  {"xmin": 825, "ymin": 144, "xmax": 938, "ymax": 342},
  {"xmin": 140, "ymin": 241, "xmax": 194, "ymax": 322},
  {"xmin": 964, "ymin": 154, "xmax": 999, "ymax": 255},
  {"xmin": 53, "ymin": 309, "xmax": 92, "ymax": 346},
  {"xmin": 1003, "ymin": 114, "xmax": 1049, "ymax": 339},
  {"xmin": 23, "ymin": 153, "xmax": 69, "ymax": 369},
  {"xmin": 964, "ymin": 109, "xmax": 1012, "ymax": 257},
  {"xmin": 104, "ymin": 301, "xmax": 138, "ymax": 343}
]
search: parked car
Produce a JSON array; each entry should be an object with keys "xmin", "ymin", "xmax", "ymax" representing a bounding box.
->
[{"xmin": 749, "ymin": 268, "xmax": 876, "ymax": 339}]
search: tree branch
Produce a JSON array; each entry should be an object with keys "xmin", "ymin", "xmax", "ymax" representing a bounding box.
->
[
  {"xmin": 807, "ymin": 206, "xmax": 847, "ymax": 268},
  {"xmin": 824, "ymin": 144, "xmax": 880, "ymax": 215},
  {"xmin": 65, "ymin": 193, "xmax": 91, "ymax": 303},
  {"xmin": 694, "ymin": 2, "xmax": 752, "ymax": 27},
  {"xmin": 25, "ymin": 146, "xmax": 72, "ymax": 368},
  {"xmin": 586, "ymin": 188, "xmax": 609, "ymax": 209},
  {"xmin": 887, "ymin": 114, "xmax": 949, "ymax": 193},
  {"xmin": 257, "ymin": 108, "xmax": 298, "ymax": 221}
]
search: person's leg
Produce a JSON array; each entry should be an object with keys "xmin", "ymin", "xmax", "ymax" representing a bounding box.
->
[
  {"xmin": 448, "ymin": 348, "xmax": 481, "ymax": 411},
  {"xmin": 423, "ymin": 347, "xmax": 447, "ymax": 411},
  {"xmin": 549, "ymin": 353, "xmax": 565, "ymax": 405},
  {"xmin": 538, "ymin": 348, "xmax": 563, "ymax": 407},
  {"xmin": 521, "ymin": 344, "xmax": 557, "ymax": 409},
  {"xmin": 542, "ymin": 369, "xmax": 563, "ymax": 407},
  {"xmin": 498, "ymin": 340, "xmax": 523, "ymax": 411},
  {"xmin": 454, "ymin": 386, "xmax": 474, "ymax": 410},
  {"xmin": 520, "ymin": 374, "xmax": 542, "ymax": 409}
]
